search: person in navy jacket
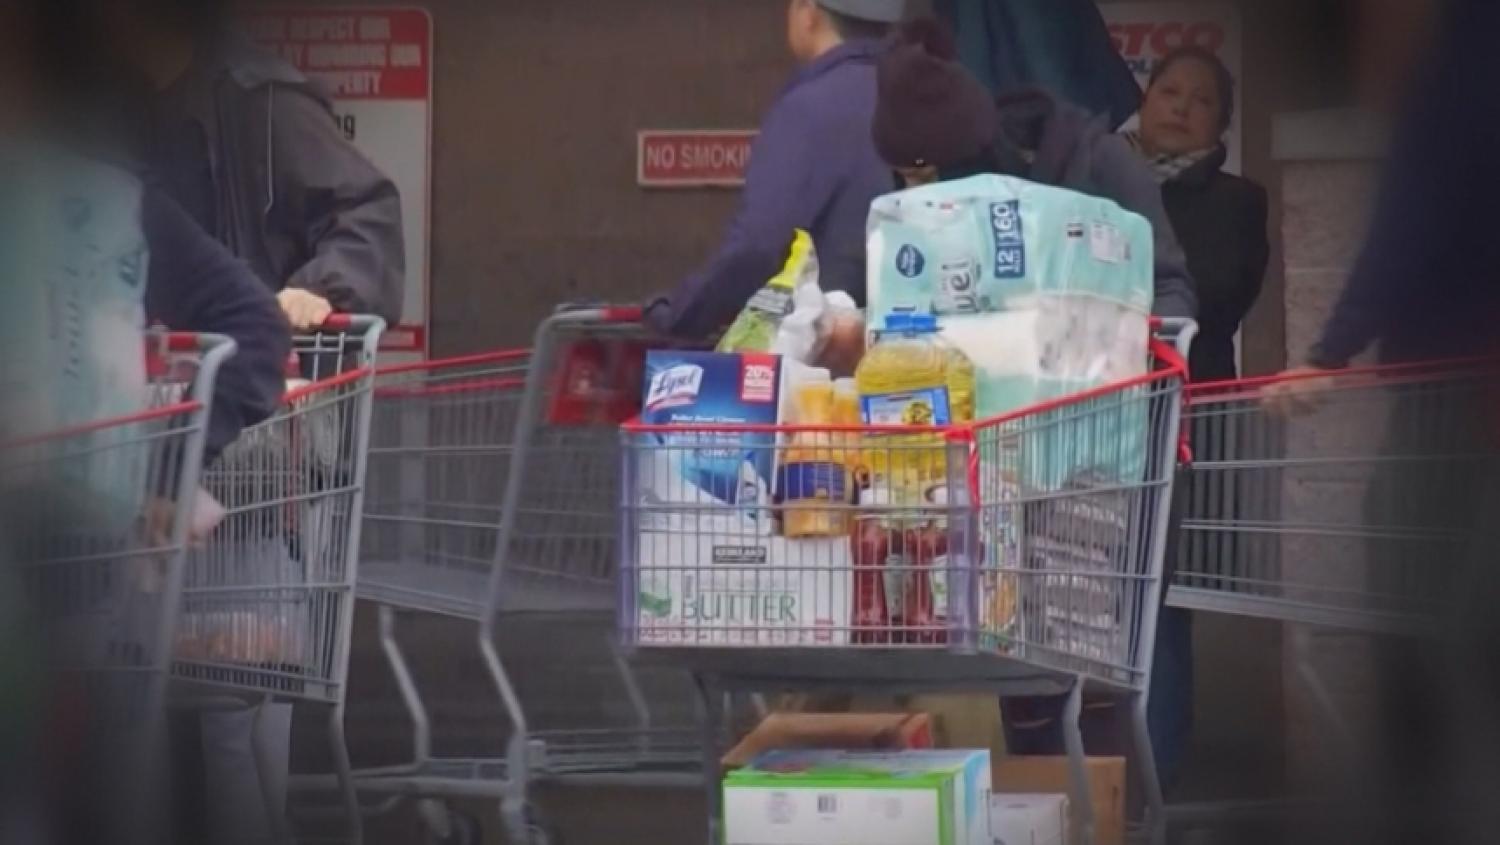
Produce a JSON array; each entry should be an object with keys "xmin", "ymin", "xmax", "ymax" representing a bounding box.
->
[{"xmin": 647, "ymin": 0, "xmax": 908, "ymax": 339}]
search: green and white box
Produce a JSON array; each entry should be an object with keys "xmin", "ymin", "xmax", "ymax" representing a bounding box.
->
[
  {"xmin": 635, "ymin": 533, "xmax": 852, "ymax": 647},
  {"xmin": 724, "ymin": 749, "xmax": 992, "ymax": 845}
]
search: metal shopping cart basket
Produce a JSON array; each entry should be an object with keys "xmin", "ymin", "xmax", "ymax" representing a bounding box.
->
[
  {"xmin": 170, "ymin": 315, "xmax": 383, "ymax": 844},
  {"xmin": 620, "ymin": 322, "xmax": 1195, "ymax": 845},
  {"xmin": 329, "ymin": 306, "xmax": 706, "ymax": 844},
  {"xmin": 1, "ymin": 332, "xmax": 235, "ymax": 844},
  {"xmin": 1164, "ymin": 358, "xmax": 1500, "ymax": 829}
]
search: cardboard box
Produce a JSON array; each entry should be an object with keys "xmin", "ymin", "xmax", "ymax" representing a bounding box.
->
[
  {"xmin": 725, "ymin": 749, "xmax": 992, "ymax": 845},
  {"xmin": 991, "ymin": 793, "xmax": 1068, "ymax": 845},
  {"xmin": 906, "ymin": 694, "xmax": 1007, "ymax": 753},
  {"xmin": 635, "ymin": 533, "xmax": 852, "ymax": 646},
  {"xmin": 993, "ymin": 757, "xmax": 1125, "ymax": 845},
  {"xmin": 722, "ymin": 713, "xmax": 934, "ymax": 768}
]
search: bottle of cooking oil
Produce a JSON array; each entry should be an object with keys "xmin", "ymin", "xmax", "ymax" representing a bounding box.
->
[{"xmin": 855, "ymin": 313, "xmax": 975, "ymax": 508}]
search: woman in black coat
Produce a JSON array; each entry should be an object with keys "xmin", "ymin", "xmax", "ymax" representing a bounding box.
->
[
  {"xmin": 1126, "ymin": 46, "xmax": 1269, "ymax": 382},
  {"xmin": 1126, "ymin": 45, "xmax": 1269, "ymax": 788}
]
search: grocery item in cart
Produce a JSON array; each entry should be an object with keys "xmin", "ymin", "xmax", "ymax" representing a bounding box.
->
[
  {"xmin": 816, "ymin": 291, "xmax": 866, "ymax": 377},
  {"xmin": 778, "ymin": 366, "xmax": 854, "ymax": 538},
  {"xmin": 174, "ymin": 610, "xmax": 308, "ymax": 666},
  {"xmin": 176, "ymin": 534, "xmax": 314, "ymax": 669},
  {"xmin": 717, "ymin": 229, "xmax": 820, "ymax": 355},
  {"xmin": 1014, "ymin": 473, "xmax": 1133, "ymax": 671},
  {"xmin": 852, "ymin": 517, "xmax": 951, "ymax": 644},
  {"xmin": 867, "ymin": 174, "xmax": 1152, "ymax": 487},
  {"xmin": 547, "ymin": 337, "xmax": 649, "ymax": 425},
  {"xmin": 638, "ymin": 350, "xmax": 783, "ymax": 536},
  {"xmin": 990, "ymin": 793, "xmax": 1069, "ymax": 845},
  {"xmin": 723, "ymin": 749, "xmax": 992, "ymax": 845},
  {"xmin": 634, "ymin": 533, "xmax": 851, "ymax": 646},
  {"xmin": 854, "ymin": 313, "xmax": 974, "ymax": 508}
]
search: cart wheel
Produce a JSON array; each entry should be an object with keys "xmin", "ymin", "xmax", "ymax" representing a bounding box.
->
[
  {"xmin": 445, "ymin": 810, "xmax": 482, "ymax": 845},
  {"xmin": 418, "ymin": 799, "xmax": 482, "ymax": 845},
  {"xmin": 523, "ymin": 805, "xmax": 560, "ymax": 845}
]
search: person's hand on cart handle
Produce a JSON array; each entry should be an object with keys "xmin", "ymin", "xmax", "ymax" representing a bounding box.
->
[
  {"xmin": 1262, "ymin": 366, "xmax": 1339, "ymax": 418},
  {"xmin": 278, "ymin": 288, "xmax": 335, "ymax": 331}
]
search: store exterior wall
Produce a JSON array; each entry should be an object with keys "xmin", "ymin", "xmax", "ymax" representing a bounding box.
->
[
  {"xmin": 419, "ymin": 0, "xmax": 794, "ymax": 355},
  {"xmin": 255, "ymin": 0, "xmax": 795, "ymax": 355}
]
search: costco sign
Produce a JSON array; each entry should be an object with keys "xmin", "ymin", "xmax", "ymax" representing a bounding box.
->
[
  {"xmin": 1101, "ymin": 2, "xmax": 1243, "ymax": 174},
  {"xmin": 638, "ymin": 130, "xmax": 758, "ymax": 188},
  {"xmin": 1108, "ymin": 20, "xmax": 1229, "ymax": 77}
]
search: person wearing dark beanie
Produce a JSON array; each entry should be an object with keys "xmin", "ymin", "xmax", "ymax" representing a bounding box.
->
[
  {"xmin": 873, "ymin": 17, "xmax": 1198, "ymax": 319},
  {"xmin": 872, "ymin": 18, "xmax": 998, "ymax": 183}
]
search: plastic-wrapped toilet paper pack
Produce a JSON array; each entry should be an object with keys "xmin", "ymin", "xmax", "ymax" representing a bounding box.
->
[
  {"xmin": 867, "ymin": 174, "xmax": 1154, "ymax": 488},
  {"xmin": 0, "ymin": 142, "xmax": 151, "ymax": 532}
]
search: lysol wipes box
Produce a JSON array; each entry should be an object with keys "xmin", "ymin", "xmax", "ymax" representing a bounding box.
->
[{"xmin": 638, "ymin": 351, "xmax": 783, "ymax": 536}]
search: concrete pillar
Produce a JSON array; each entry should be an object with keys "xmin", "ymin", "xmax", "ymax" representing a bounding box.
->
[{"xmin": 1271, "ymin": 108, "xmax": 1388, "ymax": 790}]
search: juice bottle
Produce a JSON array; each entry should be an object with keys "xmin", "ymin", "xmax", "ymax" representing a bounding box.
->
[
  {"xmin": 780, "ymin": 368, "xmax": 851, "ymax": 537},
  {"xmin": 832, "ymin": 377, "xmax": 863, "ymax": 500},
  {"xmin": 902, "ymin": 524, "xmax": 949, "ymax": 645},
  {"xmin": 852, "ymin": 514, "xmax": 891, "ymax": 644}
]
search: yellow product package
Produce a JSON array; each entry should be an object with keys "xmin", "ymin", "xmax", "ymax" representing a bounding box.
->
[
  {"xmin": 717, "ymin": 229, "xmax": 818, "ymax": 354},
  {"xmin": 779, "ymin": 367, "xmax": 854, "ymax": 538}
]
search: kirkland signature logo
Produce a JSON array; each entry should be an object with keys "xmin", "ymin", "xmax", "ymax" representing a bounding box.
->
[{"xmin": 645, "ymin": 364, "xmax": 704, "ymax": 411}]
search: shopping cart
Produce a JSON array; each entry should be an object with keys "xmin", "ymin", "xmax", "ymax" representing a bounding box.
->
[
  {"xmin": 1164, "ymin": 359, "xmax": 1499, "ymax": 825},
  {"xmin": 328, "ymin": 307, "xmax": 706, "ymax": 844},
  {"xmin": 621, "ymin": 321, "xmax": 1195, "ymax": 845},
  {"xmin": 313, "ymin": 343, "xmax": 531, "ymax": 837},
  {"xmin": 2, "ymin": 331, "xmax": 235, "ymax": 844},
  {"xmin": 170, "ymin": 315, "xmax": 383, "ymax": 844}
]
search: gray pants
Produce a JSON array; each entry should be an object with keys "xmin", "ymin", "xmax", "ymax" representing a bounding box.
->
[{"xmin": 201, "ymin": 703, "xmax": 292, "ymax": 844}]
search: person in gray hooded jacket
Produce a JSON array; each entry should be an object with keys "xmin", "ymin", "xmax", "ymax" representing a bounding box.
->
[
  {"xmin": 110, "ymin": 0, "xmax": 405, "ymax": 329},
  {"xmin": 92, "ymin": 4, "xmax": 403, "ymax": 840}
]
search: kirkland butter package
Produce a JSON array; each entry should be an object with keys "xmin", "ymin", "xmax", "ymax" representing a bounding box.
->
[{"xmin": 633, "ymin": 533, "xmax": 852, "ymax": 647}]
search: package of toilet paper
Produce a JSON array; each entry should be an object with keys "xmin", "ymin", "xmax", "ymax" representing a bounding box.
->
[
  {"xmin": 0, "ymin": 142, "xmax": 151, "ymax": 531},
  {"xmin": 867, "ymin": 174, "xmax": 1153, "ymax": 489}
]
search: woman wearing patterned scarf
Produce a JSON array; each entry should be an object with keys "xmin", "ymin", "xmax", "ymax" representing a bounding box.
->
[
  {"xmin": 1128, "ymin": 46, "xmax": 1269, "ymax": 793},
  {"xmin": 1128, "ymin": 46, "xmax": 1269, "ymax": 383}
]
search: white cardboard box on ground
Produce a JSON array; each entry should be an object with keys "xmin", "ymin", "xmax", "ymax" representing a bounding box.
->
[
  {"xmin": 634, "ymin": 532, "xmax": 852, "ymax": 646},
  {"xmin": 724, "ymin": 749, "xmax": 992, "ymax": 845},
  {"xmin": 990, "ymin": 793, "xmax": 1068, "ymax": 845}
]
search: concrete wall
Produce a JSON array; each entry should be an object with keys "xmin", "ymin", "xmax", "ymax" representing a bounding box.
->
[{"xmin": 1273, "ymin": 110, "xmax": 1386, "ymax": 789}]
